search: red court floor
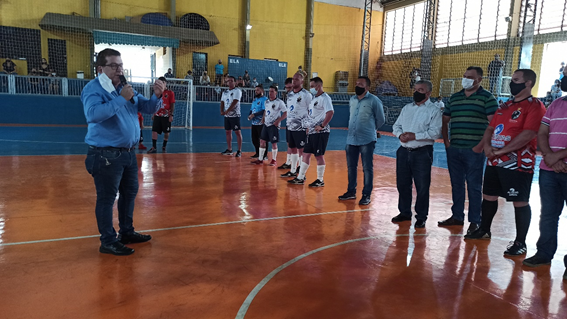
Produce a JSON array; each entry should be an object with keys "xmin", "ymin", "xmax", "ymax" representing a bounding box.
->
[{"xmin": 0, "ymin": 151, "xmax": 566, "ymax": 319}]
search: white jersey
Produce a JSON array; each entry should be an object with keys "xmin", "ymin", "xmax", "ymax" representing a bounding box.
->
[
  {"xmin": 221, "ymin": 88, "xmax": 242, "ymax": 117},
  {"xmin": 286, "ymin": 88, "xmax": 312, "ymax": 131},
  {"xmin": 264, "ymin": 98, "xmax": 286, "ymax": 127},
  {"xmin": 304, "ymin": 92, "xmax": 334, "ymax": 134}
]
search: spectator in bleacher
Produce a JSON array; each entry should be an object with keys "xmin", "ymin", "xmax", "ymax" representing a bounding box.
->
[
  {"xmin": 551, "ymin": 79, "xmax": 562, "ymax": 100},
  {"xmin": 375, "ymin": 80, "xmax": 398, "ymax": 96},
  {"xmin": 28, "ymin": 68, "xmax": 40, "ymax": 94},
  {"xmin": 438, "ymin": 66, "xmax": 498, "ymax": 235},
  {"xmin": 38, "ymin": 58, "xmax": 49, "ymax": 76},
  {"xmin": 243, "ymin": 70, "xmax": 251, "ymax": 87},
  {"xmin": 2, "ymin": 58, "xmax": 17, "ymax": 74},
  {"xmin": 237, "ymin": 76, "xmax": 244, "ymax": 88},
  {"xmin": 200, "ymin": 71, "xmax": 211, "ymax": 86},
  {"xmin": 559, "ymin": 62, "xmax": 565, "ymax": 80},
  {"xmin": 223, "ymin": 73, "xmax": 230, "ymax": 87},
  {"xmin": 215, "ymin": 59, "xmax": 224, "ymax": 86},
  {"xmin": 488, "ymin": 54, "xmax": 505, "ymax": 94},
  {"xmin": 185, "ymin": 70, "xmax": 193, "ymax": 81},
  {"xmin": 251, "ymin": 77, "xmax": 258, "ymax": 88},
  {"xmin": 435, "ymin": 96, "xmax": 445, "ymax": 111},
  {"xmin": 48, "ymin": 68, "xmax": 60, "ymax": 94},
  {"xmin": 164, "ymin": 68, "xmax": 174, "ymax": 79},
  {"xmin": 409, "ymin": 68, "xmax": 421, "ymax": 89},
  {"xmin": 248, "ymin": 85, "xmax": 267, "ymax": 159}
]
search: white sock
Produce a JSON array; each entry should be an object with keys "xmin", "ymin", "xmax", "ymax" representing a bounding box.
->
[
  {"xmin": 290, "ymin": 154, "xmax": 300, "ymax": 173},
  {"xmin": 298, "ymin": 162, "xmax": 309, "ymax": 180},
  {"xmin": 286, "ymin": 153, "xmax": 291, "ymax": 165},
  {"xmin": 272, "ymin": 148, "xmax": 278, "ymax": 161},
  {"xmin": 259, "ymin": 147, "xmax": 266, "ymax": 160},
  {"xmin": 317, "ymin": 165, "xmax": 326, "ymax": 182}
]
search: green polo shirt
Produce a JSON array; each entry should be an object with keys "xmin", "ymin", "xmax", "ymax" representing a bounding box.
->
[{"xmin": 444, "ymin": 86, "xmax": 498, "ymax": 148}]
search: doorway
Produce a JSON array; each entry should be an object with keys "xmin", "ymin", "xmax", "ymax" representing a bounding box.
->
[
  {"xmin": 538, "ymin": 41, "xmax": 567, "ymax": 97},
  {"xmin": 193, "ymin": 52, "xmax": 208, "ymax": 84}
]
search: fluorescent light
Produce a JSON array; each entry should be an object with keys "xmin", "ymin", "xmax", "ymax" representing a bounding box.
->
[{"xmin": 246, "ymin": 24, "xmax": 253, "ymax": 30}]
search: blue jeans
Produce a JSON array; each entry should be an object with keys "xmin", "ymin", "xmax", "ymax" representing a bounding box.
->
[
  {"xmin": 535, "ymin": 169, "xmax": 567, "ymax": 260},
  {"xmin": 85, "ymin": 147, "xmax": 138, "ymax": 245},
  {"xmin": 446, "ymin": 147, "xmax": 485, "ymax": 224},
  {"xmin": 396, "ymin": 145, "xmax": 433, "ymax": 221},
  {"xmin": 346, "ymin": 142, "xmax": 376, "ymax": 196}
]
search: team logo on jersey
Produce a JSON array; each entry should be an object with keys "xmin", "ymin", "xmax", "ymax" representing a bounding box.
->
[
  {"xmin": 290, "ymin": 105, "xmax": 295, "ymax": 112},
  {"xmin": 314, "ymin": 101, "xmax": 318, "ymax": 106},
  {"xmin": 297, "ymin": 97, "xmax": 302, "ymax": 102},
  {"xmin": 267, "ymin": 110, "xmax": 271, "ymax": 115},
  {"xmin": 235, "ymin": 125, "xmax": 239, "ymax": 129},
  {"xmin": 230, "ymin": 93, "xmax": 234, "ymax": 97},
  {"xmin": 507, "ymin": 188, "xmax": 519, "ymax": 197},
  {"xmin": 300, "ymin": 141, "xmax": 305, "ymax": 146},
  {"xmin": 511, "ymin": 108, "xmax": 521, "ymax": 120},
  {"xmin": 273, "ymin": 136, "xmax": 277, "ymax": 141},
  {"xmin": 494, "ymin": 124, "xmax": 504, "ymax": 135}
]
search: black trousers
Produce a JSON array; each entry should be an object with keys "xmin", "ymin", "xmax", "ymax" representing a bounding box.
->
[{"xmin": 251, "ymin": 125, "xmax": 263, "ymax": 155}]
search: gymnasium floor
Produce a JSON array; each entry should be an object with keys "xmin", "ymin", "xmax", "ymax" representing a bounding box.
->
[{"xmin": 0, "ymin": 127, "xmax": 566, "ymax": 319}]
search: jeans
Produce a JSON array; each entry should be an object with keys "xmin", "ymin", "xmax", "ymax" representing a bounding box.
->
[
  {"xmin": 396, "ymin": 145, "xmax": 433, "ymax": 221},
  {"xmin": 535, "ymin": 169, "xmax": 567, "ymax": 260},
  {"xmin": 85, "ymin": 147, "xmax": 138, "ymax": 245},
  {"xmin": 446, "ymin": 147, "xmax": 485, "ymax": 224},
  {"xmin": 346, "ymin": 142, "xmax": 376, "ymax": 196}
]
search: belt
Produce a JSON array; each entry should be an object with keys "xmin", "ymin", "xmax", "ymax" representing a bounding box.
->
[
  {"xmin": 403, "ymin": 145, "xmax": 432, "ymax": 152},
  {"xmin": 89, "ymin": 145, "xmax": 135, "ymax": 152}
]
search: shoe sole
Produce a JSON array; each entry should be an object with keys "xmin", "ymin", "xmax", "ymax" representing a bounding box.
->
[
  {"xmin": 99, "ymin": 247, "xmax": 135, "ymax": 256},
  {"xmin": 391, "ymin": 219, "xmax": 411, "ymax": 223},
  {"xmin": 522, "ymin": 260, "xmax": 551, "ymax": 267},
  {"xmin": 464, "ymin": 236, "xmax": 491, "ymax": 240},
  {"xmin": 339, "ymin": 197, "xmax": 356, "ymax": 200},
  {"xmin": 437, "ymin": 223, "xmax": 464, "ymax": 227},
  {"xmin": 359, "ymin": 201, "xmax": 371, "ymax": 205},
  {"xmin": 309, "ymin": 184, "xmax": 324, "ymax": 187}
]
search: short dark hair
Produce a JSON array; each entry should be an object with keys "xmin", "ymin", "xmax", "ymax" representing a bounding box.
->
[
  {"xmin": 284, "ymin": 77, "xmax": 292, "ymax": 85},
  {"xmin": 269, "ymin": 84, "xmax": 278, "ymax": 92},
  {"xmin": 256, "ymin": 84, "xmax": 264, "ymax": 91},
  {"xmin": 358, "ymin": 76, "xmax": 371, "ymax": 87},
  {"xmin": 515, "ymin": 69, "xmax": 537, "ymax": 85},
  {"xmin": 158, "ymin": 76, "xmax": 167, "ymax": 82},
  {"xmin": 96, "ymin": 48, "xmax": 121, "ymax": 68},
  {"xmin": 466, "ymin": 66, "xmax": 484, "ymax": 77},
  {"xmin": 310, "ymin": 77, "xmax": 323, "ymax": 85},
  {"xmin": 227, "ymin": 75, "xmax": 236, "ymax": 81}
]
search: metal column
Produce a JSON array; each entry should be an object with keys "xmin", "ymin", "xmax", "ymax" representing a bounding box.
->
[
  {"xmin": 304, "ymin": 0, "xmax": 314, "ymax": 84},
  {"xmin": 419, "ymin": 0, "xmax": 437, "ymax": 81},
  {"xmin": 518, "ymin": 0, "xmax": 537, "ymax": 69},
  {"xmin": 358, "ymin": 0, "xmax": 373, "ymax": 76},
  {"xmin": 245, "ymin": 0, "xmax": 251, "ymax": 59}
]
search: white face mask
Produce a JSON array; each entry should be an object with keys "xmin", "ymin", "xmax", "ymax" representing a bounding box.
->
[
  {"xmin": 462, "ymin": 78, "xmax": 475, "ymax": 90},
  {"xmin": 310, "ymin": 88, "xmax": 317, "ymax": 95}
]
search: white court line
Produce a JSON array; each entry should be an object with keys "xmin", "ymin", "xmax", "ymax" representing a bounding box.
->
[{"xmin": 0, "ymin": 209, "xmax": 371, "ymax": 247}]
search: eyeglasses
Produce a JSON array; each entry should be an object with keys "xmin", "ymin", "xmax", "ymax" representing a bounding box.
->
[{"xmin": 104, "ymin": 63, "xmax": 124, "ymax": 70}]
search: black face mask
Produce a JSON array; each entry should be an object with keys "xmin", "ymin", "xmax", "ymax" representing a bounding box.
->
[
  {"xmin": 355, "ymin": 86, "xmax": 366, "ymax": 96},
  {"xmin": 413, "ymin": 91, "xmax": 427, "ymax": 103},
  {"xmin": 509, "ymin": 81, "xmax": 526, "ymax": 96},
  {"xmin": 562, "ymin": 77, "xmax": 567, "ymax": 92}
]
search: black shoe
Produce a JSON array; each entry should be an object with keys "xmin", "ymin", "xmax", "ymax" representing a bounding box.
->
[
  {"xmin": 278, "ymin": 163, "xmax": 291, "ymax": 170},
  {"xmin": 391, "ymin": 214, "xmax": 412, "ymax": 223},
  {"xmin": 415, "ymin": 219, "xmax": 426, "ymax": 228},
  {"xmin": 504, "ymin": 241, "xmax": 527, "ymax": 256},
  {"xmin": 99, "ymin": 241, "xmax": 135, "ymax": 256},
  {"xmin": 280, "ymin": 171, "xmax": 297, "ymax": 178},
  {"xmin": 438, "ymin": 217, "xmax": 464, "ymax": 227},
  {"xmin": 359, "ymin": 194, "xmax": 371, "ymax": 205},
  {"xmin": 235, "ymin": 150, "xmax": 242, "ymax": 157},
  {"xmin": 287, "ymin": 177, "xmax": 304, "ymax": 185},
  {"xmin": 308, "ymin": 179, "xmax": 324, "ymax": 187},
  {"xmin": 564, "ymin": 255, "xmax": 567, "ymax": 280},
  {"xmin": 466, "ymin": 223, "xmax": 480, "ymax": 235},
  {"xmin": 162, "ymin": 147, "xmax": 166, "ymax": 153},
  {"xmin": 250, "ymin": 154, "xmax": 259, "ymax": 159},
  {"xmin": 464, "ymin": 228, "xmax": 491, "ymax": 240},
  {"xmin": 338, "ymin": 192, "xmax": 356, "ymax": 200},
  {"xmin": 118, "ymin": 231, "xmax": 152, "ymax": 244},
  {"xmin": 221, "ymin": 149, "xmax": 233, "ymax": 155},
  {"xmin": 523, "ymin": 255, "xmax": 552, "ymax": 267},
  {"xmin": 147, "ymin": 147, "xmax": 157, "ymax": 154}
]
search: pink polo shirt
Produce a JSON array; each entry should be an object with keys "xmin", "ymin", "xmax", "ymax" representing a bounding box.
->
[{"xmin": 540, "ymin": 97, "xmax": 567, "ymax": 171}]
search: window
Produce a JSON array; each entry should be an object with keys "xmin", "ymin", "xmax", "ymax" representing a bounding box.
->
[
  {"xmin": 435, "ymin": 0, "xmax": 512, "ymax": 48},
  {"xmin": 383, "ymin": 2, "xmax": 425, "ymax": 55},
  {"xmin": 520, "ymin": 0, "xmax": 567, "ymax": 35}
]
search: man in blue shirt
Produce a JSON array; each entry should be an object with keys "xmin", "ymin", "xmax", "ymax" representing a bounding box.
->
[
  {"xmin": 215, "ymin": 59, "xmax": 225, "ymax": 86},
  {"xmin": 248, "ymin": 85, "xmax": 267, "ymax": 158},
  {"xmin": 339, "ymin": 76, "xmax": 385, "ymax": 205},
  {"xmin": 82, "ymin": 48, "xmax": 165, "ymax": 256}
]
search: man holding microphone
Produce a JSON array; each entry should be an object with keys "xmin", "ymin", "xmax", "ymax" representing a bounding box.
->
[{"xmin": 82, "ymin": 48, "xmax": 165, "ymax": 256}]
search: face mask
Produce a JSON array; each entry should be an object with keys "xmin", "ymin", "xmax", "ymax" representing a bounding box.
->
[
  {"xmin": 310, "ymin": 88, "xmax": 317, "ymax": 95},
  {"xmin": 509, "ymin": 81, "xmax": 526, "ymax": 96},
  {"xmin": 562, "ymin": 77, "xmax": 567, "ymax": 92},
  {"xmin": 355, "ymin": 86, "xmax": 366, "ymax": 96},
  {"xmin": 413, "ymin": 91, "xmax": 427, "ymax": 103},
  {"xmin": 462, "ymin": 78, "xmax": 475, "ymax": 90}
]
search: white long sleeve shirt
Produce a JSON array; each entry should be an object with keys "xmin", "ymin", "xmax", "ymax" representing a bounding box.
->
[{"xmin": 392, "ymin": 99, "xmax": 442, "ymax": 148}]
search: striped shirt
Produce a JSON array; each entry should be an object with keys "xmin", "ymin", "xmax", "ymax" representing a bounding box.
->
[
  {"xmin": 444, "ymin": 86, "xmax": 498, "ymax": 148},
  {"xmin": 540, "ymin": 97, "xmax": 567, "ymax": 171}
]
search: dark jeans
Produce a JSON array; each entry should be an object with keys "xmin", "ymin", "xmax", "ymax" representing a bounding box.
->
[
  {"xmin": 446, "ymin": 147, "xmax": 485, "ymax": 224},
  {"xmin": 346, "ymin": 142, "xmax": 376, "ymax": 196},
  {"xmin": 251, "ymin": 124, "xmax": 263, "ymax": 155},
  {"xmin": 396, "ymin": 145, "xmax": 433, "ymax": 221},
  {"xmin": 535, "ymin": 169, "xmax": 567, "ymax": 260},
  {"xmin": 85, "ymin": 147, "xmax": 138, "ymax": 245}
]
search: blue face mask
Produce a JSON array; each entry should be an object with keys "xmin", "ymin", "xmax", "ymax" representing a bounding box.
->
[{"xmin": 310, "ymin": 88, "xmax": 317, "ymax": 95}]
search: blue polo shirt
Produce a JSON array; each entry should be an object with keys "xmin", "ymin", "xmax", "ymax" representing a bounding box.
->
[
  {"xmin": 250, "ymin": 96, "xmax": 267, "ymax": 125},
  {"xmin": 215, "ymin": 64, "xmax": 224, "ymax": 75},
  {"xmin": 347, "ymin": 92, "xmax": 385, "ymax": 145},
  {"xmin": 82, "ymin": 77, "xmax": 161, "ymax": 148}
]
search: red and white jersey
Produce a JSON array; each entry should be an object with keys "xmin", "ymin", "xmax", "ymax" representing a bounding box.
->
[
  {"xmin": 487, "ymin": 97, "xmax": 546, "ymax": 172},
  {"xmin": 155, "ymin": 89, "xmax": 176, "ymax": 117}
]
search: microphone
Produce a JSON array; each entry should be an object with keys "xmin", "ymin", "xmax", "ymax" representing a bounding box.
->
[{"xmin": 118, "ymin": 75, "xmax": 135, "ymax": 104}]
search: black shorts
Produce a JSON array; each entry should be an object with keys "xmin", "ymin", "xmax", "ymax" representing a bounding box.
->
[
  {"xmin": 152, "ymin": 116, "xmax": 171, "ymax": 134},
  {"xmin": 304, "ymin": 132, "xmax": 330, "ymax": 156},
  {"xmin": 224, "ymin": 117, "xmax": 241, "ymax": 131},
  {"xmin": 261, "ymin": 125, "xmax": 279, "ymax": 143},
  {"xmin": 483, "ymin": 166, "xmax": 534, "ymax": 202},
  {"xmin": 286, "ymin": 130, "xmax": 306, "ymax": 149}
]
